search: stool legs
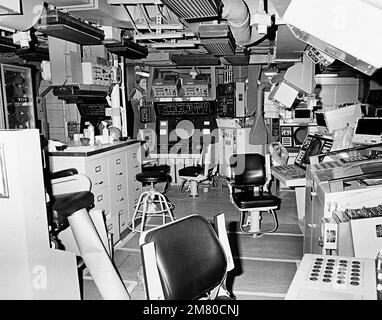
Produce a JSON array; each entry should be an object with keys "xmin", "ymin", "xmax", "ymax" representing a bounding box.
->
[{"xmin": 130, "ymin": 188, "xmax": 175, "ymax": 233}]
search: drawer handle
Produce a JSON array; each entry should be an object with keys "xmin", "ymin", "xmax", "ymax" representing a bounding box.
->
[
  {"xmin": 95, "ymin": 181, "xmax": 104, "ymax": 185},
  {"xmin": 118, "ymin": 209, "xmax": 123, "ymax": 216},
  {"xmin": 134, "ymin": 199, "xmax": 138, "ymax": 204},
  {"xmin": 134, "ymin": 164, "xmax": 139, "ymax": 169},
  {"xmin": 116, "ymin": 172, "xmax": 123, "ymax": 176},
  {"xmin": 121, "ymin": 222, "xmax": 126, "ymax": 227},
  {"xmin": 135, "ymin": 187, "xmax": 140, "ymax": 191},
  {"xmin": 105, "ymin": 212, "xmax": 111, "ymax": 220},
  {"xmin": 95, "ymin": 165, "xmax": 102, "ymax": 173},
  {"xmin": 116, "ymin": 159, "xmax": 121, "ymax": 165},
  {"xmin": 97, "ymin": 195, "xmax": 103, "ymax": 202},
  {"xmin": 117, "ymin": 184, "xmax": 122, "ymax": 191},
  {"xmin": 119, "ymin": 197, "xmax": 125, "ymax": 202},
  {"xmin": 132, "ymin": 153, "xmax": 137, "ymax": 158},
  {"xmin": 107, "ymin": 224, "xmax": 113, "ymax": 231}
]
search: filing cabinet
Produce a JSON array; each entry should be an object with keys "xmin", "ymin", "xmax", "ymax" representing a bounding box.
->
[{"xmin": 49, "ymin": 141, "xmax": 142, "ymax": 247}]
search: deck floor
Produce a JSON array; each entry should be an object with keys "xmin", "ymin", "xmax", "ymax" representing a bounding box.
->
[{"xmin": 82, "ymin": 183, "xmax": 303, "ymax": 300}]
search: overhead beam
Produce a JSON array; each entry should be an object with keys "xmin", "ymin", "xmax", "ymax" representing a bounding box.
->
[{"xmin": 134, "ymin": 31, "xmax": 194, "ymax": 40}]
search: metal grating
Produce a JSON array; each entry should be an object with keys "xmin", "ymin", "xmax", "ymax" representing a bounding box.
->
[
  {"xmin": 222, "ymin": 54, "xmax": 250, "ymax": 65},
  {"xmin": 161, "ymin": 0, "xmax": 221, "ymax": 20},
  {"xmin": 201, "ymin": 38, "xmax": 235, "ymax": 56},
  {"xmin": 199, "ymin": 24, "xmax": 236, "ymax": 56}
]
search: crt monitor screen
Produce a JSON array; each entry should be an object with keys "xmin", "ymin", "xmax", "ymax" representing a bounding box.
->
[{"xmin": 355, "ymin": 118, "xmax": 382, "ymax": 136}]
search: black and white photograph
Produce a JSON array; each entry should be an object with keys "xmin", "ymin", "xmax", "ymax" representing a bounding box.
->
[{"xmin": 1, "ymin": 0, "xmax": 382, "ymax": 310}]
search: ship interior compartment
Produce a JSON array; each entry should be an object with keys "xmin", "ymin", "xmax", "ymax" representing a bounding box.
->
[{"xmin": 1, "ymin": 0, "xmax": 382, "ymax": 302}]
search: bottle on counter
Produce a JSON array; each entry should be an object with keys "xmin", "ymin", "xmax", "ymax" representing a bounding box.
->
[
  {"xmin": 101, "ymin": 121, "xmax": 109, "ymax": 144},
  {"xmin": 85, "ymin": 121, "xmax": 95, "ymax": 146}
]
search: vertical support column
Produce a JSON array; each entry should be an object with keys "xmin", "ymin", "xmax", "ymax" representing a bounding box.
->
[
  {"xmin": 120, "ymin": 57, "xmax": 128, "ymax": 138},
  {"xmin": 110, "ymin": 54, "xmax": 122, "ymax": 130}
]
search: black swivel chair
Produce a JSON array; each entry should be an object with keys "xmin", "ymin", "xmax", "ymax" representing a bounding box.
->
[
  {"xmin": 139, "ymin": 213, "xmax": 234, "ymax": 300},
  {"xmin": 48, "ymin": 168, "xmax": 130, "ymax": 300},
  {"xmin": 178, "ymin": 143, "xmax": 218, "ymax": 198},
  {"xmin": 228, "ymin": 153, "xmax": 281, "ymax": 237}
]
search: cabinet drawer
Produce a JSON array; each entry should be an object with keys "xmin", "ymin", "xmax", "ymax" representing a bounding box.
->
[
  {"xmin": 108, "ymin": 152, "xmax": 127, "ymax": 180},
  {"xmin": 86, "ymin": 157, "xmax": 108, "ymax": 191},
  {"xmin": 128, "ymin": 161, "xmax": 141, "ymax": 174},
  {"xmin": 93, "ymin": 187, "xmax": 111, "ymax": 218},
  {"xmin": 126, "ymin": 148, "xmax": 140, "ymax": 171},
  {"xmin": 105, "ymin": 214, "xmax": 120, "ymax": 245},
  {"xmin": 127, "ymin": 176, "xmax": 142, "ymax": 192},
  {"xmin": 127, "ymin": 194, "xmax": 140, "ymax": 217},
  {"xmin": 110, "ymin": 179, "xmax": 127, "ymax": 208},
  {"xmin": 114, "ymin": 205, "xmax": 128, "ymax": 233}
]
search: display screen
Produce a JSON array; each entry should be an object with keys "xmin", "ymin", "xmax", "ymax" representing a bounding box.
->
[
  {"xmin": 294, "ymin": 109, "xmax": 311, "ymax": 118},
  {"xmin": 355, "ymin": 118, "xmax": 382, "ymax": 135},
  {"xmin": 316, "ymin": 113, "xmax": 326, "ymax": 127}
]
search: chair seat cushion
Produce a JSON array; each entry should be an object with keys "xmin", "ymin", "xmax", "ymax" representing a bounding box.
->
[
  {"xmin": 51, "ymin": 191, "xmax": 94, "ymax": 231},
  {"xmin": 178, "ymin": 165, "xmax": 203, "ymax": 177},
  {"xmin": 52, "ymin": 191, "xmax": 95, "ymax": 217},
  {"xmin": 136, "ymin": 171, "xmax": 168, "ymax": 183},
  {"xmin": 232, "ymin": 191, "xmax": 281, "ymax": 209}
]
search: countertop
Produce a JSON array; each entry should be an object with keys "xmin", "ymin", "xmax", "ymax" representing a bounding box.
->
[{"xmin": 49, "ymin": 139, "xmax": 142, "ymax": 157}]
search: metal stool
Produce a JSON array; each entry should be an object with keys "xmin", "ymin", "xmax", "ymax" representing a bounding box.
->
[{"xmin": 130, "ymin": 171, "xmax": 175, "ymax": 232}]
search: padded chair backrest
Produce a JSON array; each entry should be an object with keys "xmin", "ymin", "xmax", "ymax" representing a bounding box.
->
[
  {"xmin": 141, "ymin": 215, "xmax": 227, "ymax": 300},
  {"xmin": 229, "ymin": 153, "xmax": 266, "ymax": 186}
]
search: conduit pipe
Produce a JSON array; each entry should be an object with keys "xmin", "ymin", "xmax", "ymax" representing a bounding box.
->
[
  {"xmin": 221, "ymin": 0, "xmax": 264, "ymax": 46},
  {"xmin": 249, "ymin": 81, "xmax": 271, "ymax": 145}
]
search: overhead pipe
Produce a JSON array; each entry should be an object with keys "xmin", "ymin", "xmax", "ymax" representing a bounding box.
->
[{"xmin": 221, "ymin": 0, "xmax": 265, "ymax": 46}]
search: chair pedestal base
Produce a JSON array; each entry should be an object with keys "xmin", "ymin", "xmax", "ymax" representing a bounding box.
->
[
  {"xmin": 189, "ymin": 180, "xmax": 199, "ymax": 198},
  {"xmin": 248, "ymin": 211, "xmax": 261, "ymax": 233},
  {"xmin": 238, "ymin": 207, "xmax": 279, "ymax": 237}
]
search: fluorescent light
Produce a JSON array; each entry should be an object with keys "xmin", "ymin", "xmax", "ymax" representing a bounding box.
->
[
  {"xmin": 136, "ymin": 70, "xmax": 150, "ymax": 77},
  {"xmin": 315, "ymin": 73, "xmax": 338, "ymax": 78}
]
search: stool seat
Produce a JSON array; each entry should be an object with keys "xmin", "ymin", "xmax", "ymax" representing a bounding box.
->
[
  {"xmin": 143, "ymin": 165, "xmax": 170, "ymax": 175},
  {"xmin": 136, "ymin": 171, "xmax": 168, "ymax": 184}
]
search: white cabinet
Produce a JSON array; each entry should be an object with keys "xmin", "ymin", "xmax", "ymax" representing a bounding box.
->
[{"xmin": 49, "ymin": 141, "xmax": 142, "ymax": 246}]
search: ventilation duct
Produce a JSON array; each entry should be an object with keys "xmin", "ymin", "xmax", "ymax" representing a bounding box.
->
[
  {"xmin": 199, "ymin": 24, "xmax": 236, "ymax": 56},
  {"xmin": 284, "ymin": 0, "xmax": 382, "ymax": 76},
  {"xmin": 221, "ymin": 0, "xmax": 264, "ymax": 46},
  {"xmin": 160, "ymin": 0, "xmax": 221, "ymax": 20}
]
